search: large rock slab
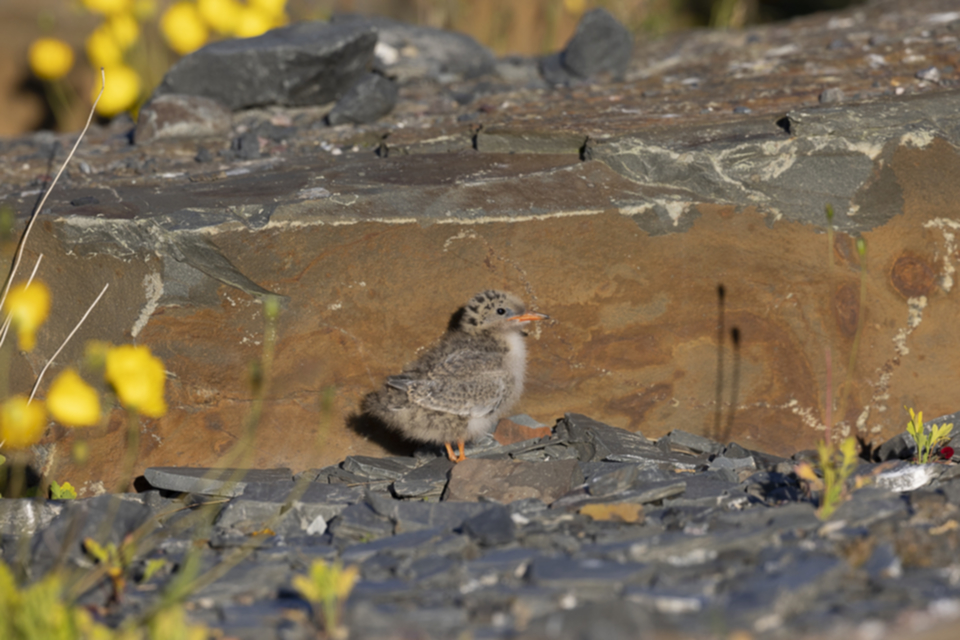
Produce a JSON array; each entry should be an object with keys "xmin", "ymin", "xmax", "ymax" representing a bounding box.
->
[{"xmin": 1, "ymin": 0, "xmax": 959, "ymax": 494}]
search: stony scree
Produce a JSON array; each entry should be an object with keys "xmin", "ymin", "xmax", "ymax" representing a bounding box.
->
[{"xmin": 5, "ymin": 414, "xmax": 960, "ymax": 639}]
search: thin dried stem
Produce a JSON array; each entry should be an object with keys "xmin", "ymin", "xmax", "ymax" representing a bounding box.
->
[
  {"xmin": 0, "ymin": 69, "xmax": 105, "ymax": 315},
  {"xmin": 29, "ymin": 283, "xmax": 109, "ymax": 402}
]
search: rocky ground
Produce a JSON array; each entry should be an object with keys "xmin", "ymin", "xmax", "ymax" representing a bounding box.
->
[
  {"xmin": 4, "ymin": 413, "xmax": 960, "ymax": 639},
  {"xmin": 3, "ymin": 0, "xmax": 960, "ymax": 637}
]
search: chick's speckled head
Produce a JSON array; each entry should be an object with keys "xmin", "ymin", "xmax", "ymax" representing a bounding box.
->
[{"xmin": 459, "ymin": 290, "xmax": 544, "ymax": 334}]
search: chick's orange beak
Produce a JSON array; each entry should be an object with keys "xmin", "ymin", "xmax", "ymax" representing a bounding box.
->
[{"xmin": 511, "ymin": 312, "xmax": 549, "ymax": 323}]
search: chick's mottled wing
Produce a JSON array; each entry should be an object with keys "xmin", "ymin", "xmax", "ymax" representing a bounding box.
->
[{"xmin": 387, "ymin": 348, "xmax": 508, "ymax": 417}]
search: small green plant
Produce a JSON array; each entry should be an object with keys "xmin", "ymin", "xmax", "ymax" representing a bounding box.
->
[
  {"xmin": 49, "ymin": 480, "xmax": 77, "ymax": 499},
  {"xmin": 293, "ymin": 559, "xmax": 359, "ymax": 640},
  {"xmin": 905, "ymin": 407, "xmax": 953, "ymax": 464},
  {"xmin": 84, "ymin": 537, "xmax": 134, "ymax": 603},
  {"xmin": 796, "ymin": 436, "xmax": 860, "ymax": 519}
]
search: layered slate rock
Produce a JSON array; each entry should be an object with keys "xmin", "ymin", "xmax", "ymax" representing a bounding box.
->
[
  {"xmin": 0, "ymin": 0, "xmax": 959, "ymax": 495},
  {"xmin": 153, "ymin": 21, "xmax": 378, "ymax": 109},
  {"xmin": 4, "ymin": 416, "xmax": 959, "ymax": 638}
]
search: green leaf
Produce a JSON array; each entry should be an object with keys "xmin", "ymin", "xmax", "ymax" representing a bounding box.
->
[{"xmin": 50, "ymin": 481, "xmax": 77, "ymax": 500}]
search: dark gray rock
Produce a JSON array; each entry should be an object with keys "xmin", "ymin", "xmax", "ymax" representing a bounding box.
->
[
  {"xmin": 876, "ymin": 432, "xmax": 916, "ymax": 461},
  {"xmin": 527, "ymin": 555, "xmax": 648, "ymax": 589},
  {"xmin": 242, "ymin": 481, "xmax": 364, "ymax": 505},
  {"xmin": 144, "ymin": 467, "xmax": 292, "ymax": 496},
  {"xmin": 828, "ymin": 487, "xmax": 909, "ymax": 527},
  {"xmin": 819, "ymin": 87, "xmax": 846, "ymax": 104},
  {"xmin": 560, "ymin": 8, "xmax": 633, "ymax": 81},
  {"xmin": 332, "ymin": 14, "xmax": 496, "ymax": 83},
  {"xmin": 555, "ymin": 413, "xmax": 655, "ymax": 462},
  {"xmin": 524, "ymin": 600, "xmax": 652, "ymax": 640},
  {"xmin": 391, "ymin": 457, "xmax": 453, "ymax": 498},
  {"xmin": 328, "ymin": 502, "xmax": 394, "ymax": 541},
  {"xmin": 29, "ymin": 494, "xmax": 153, "ymax": 578},
  {"xmin": 366, "ymin": 493, "xmax": 495, "ymax": 533},
  {"xmin": 662, "ymin": 429, "xmax": 723, "ymax": 455},
  {"xmin": 461, "ymin": 504, "xmax": 515, "ymax": 546},
  {"xmin": 341, "ymin": 527, "xmax": 448, "ymax": 563},
  {"xmin": 327, "ymin": 73, "xmax": 398, "ymax": 125},
  {"xmin": 134, "ymin": 94, "xmax": 231, "ymax": 143},
  {"xmin": 341, "ymin": 455, "xmax": 418, "ymax": 481},
  {"xmin": 231, "ymin": 129, "xmax": 262, "ymax": 160},
  {"xmin": 154, "ymin": 21, "xmax": 377, "ymax": 110}
]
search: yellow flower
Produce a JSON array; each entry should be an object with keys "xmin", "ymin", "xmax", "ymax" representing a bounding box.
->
[
  {"xmin": 249, "ymin": 0, "xmax": 287, "ymax": 19},
  {"xmin": 28, "ymin": 38, "xmax": 75, "ymax": 81},
  {"xmin": 82, "ymin": 0, "xmax": 133, "ymax": 15},
  {"xmin": 0, "ymin": 396, "xmax": 47, "ymax": 449},
  {"xmin": 108, "ymin": 13, "xmax": 141, "ymax": 50},
  {"xmin": 133, "ymin": 0, "xmax": 158, "ymax": 20},
  {"xmin": 105, "ymin": 345, "xmax": 167, "ymax": 417},
  {"xmin": 47, "ymin": 369, "xmax": 101, "ymax": 427},
  {"xmin": 161, "ymin": 2, "xmax": 209, "ymax": 55},
  {"xmin": 4, "ymin": 281, "xmax": 50, "ymax": 352},
  {"xmin": 86, "ymin": 23, "xmax": 124, "ymax": 67},
  {"xmin": 197, "ymin": 0, "xmax": 242, "ymax": 34},
  {"xmin": 93, "ymin": 64, "xmax": 141, "ymax": 117},
  {"xmin": 232, "ymin": 6, "xmax": 277, "ymax": 38}
]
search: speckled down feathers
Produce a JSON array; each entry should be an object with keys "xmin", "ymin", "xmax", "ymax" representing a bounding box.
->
[{"xmin": 363, "ymin": 290, "xmax": 537, "ymax": 446}]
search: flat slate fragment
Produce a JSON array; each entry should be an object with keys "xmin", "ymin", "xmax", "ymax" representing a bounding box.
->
[{"xmin": 143, "ymin": 467, "xmax": 293, "ymax": 496}]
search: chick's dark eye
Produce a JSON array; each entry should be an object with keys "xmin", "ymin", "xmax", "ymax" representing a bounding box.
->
[{"xmin": 496, "ymin": 308, "xmax": 506, "ymax": 316}]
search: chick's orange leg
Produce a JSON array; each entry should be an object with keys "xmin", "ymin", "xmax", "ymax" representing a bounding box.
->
[{"xmin": 444, "ymin": 440, "xmax": 467, "ymax": 463}]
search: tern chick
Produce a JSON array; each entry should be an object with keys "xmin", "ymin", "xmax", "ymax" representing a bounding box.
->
[{"xmin": 363, "ymin": 290, "xmax": 547, "ymax": 462}]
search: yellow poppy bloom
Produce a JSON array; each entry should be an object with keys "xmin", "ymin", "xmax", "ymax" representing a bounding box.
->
[
  {"xmin": 249, "ymin": 0, "xmax": 287, "ymax": 19},
  {"xmin": 133, "ymin": 0, "xmax": 158, "ymax": 20},
  {"xmin": 105, "ymin": 345, "xmax": 167, "ymax": 417},
  {"xmin": 108, "ymin": 13, "xmax": 141, "ymax": 50},
  {"xmin": 86, "ymin": 23, "xmax": 124, "ymax": 67},
  {"xmin": 4, "ymin": 281, "xmax": 51, "ymax": 352},
  {"xmin": 47, "ymin": 369, "xmax": 102, "ymax": 427},
  {"xmin": 82, "ymin": 0, "xmax": 133, "ymax": 15},
  {"xmin": 28, "ymin": 38, "xmax": 75, "ymax": 81},
  {"xmin": 197, "ymin": 0, "xmax": 242, "ymax": 34},
  {"xmin": 161, "ymin": 2, "xmax": 209, "ymax": 55},
  {"xmin": 0, "ymin": 396, "xmax": 47, "ymax": 449},
  {"xmin": 233, "ymin": 6, "xmax": 277, "ymax": 38},
  {"xmin": 93, "ymin": 64, "xmax": 141, "ymax": 117}
]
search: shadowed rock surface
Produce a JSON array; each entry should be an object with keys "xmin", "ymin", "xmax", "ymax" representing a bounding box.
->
[{"xmin": 0, "ymin": 0, "xmax": 958, "ymax": 499}]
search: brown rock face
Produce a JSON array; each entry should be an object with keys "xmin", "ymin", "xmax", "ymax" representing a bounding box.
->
[
  {"xmin": 2, "ymin": 0, "xmax": 960, "ymax": 495},
  {"xmin": 444, "ymin": 459, "xmax": 583, "ymax": 503}
]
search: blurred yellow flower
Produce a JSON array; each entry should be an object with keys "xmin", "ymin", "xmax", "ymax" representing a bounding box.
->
[
  {"xmin": 0, "ymin": 396, "xmax": 47, "ymax": 450},
  {"xmin": 133, "ymin": 0, "xmax": 158, "ymax": 20},
  {"xmin": 86, "ymin": 23, "xmax": 124, "ymax": 67},
  {"xmin": 108, "ymin": 13, "xmax": 141, "ymax": 50},
  {"xmin": 233, "ymin": 6, "xmax": 276, "ymax": 38},
  {"xmin": 198, "ymin": 0, "xmax": 241, "ymax": 34},
  {"xmin": 4, "ymin": 281, "xmax": 50, "ymax": 352},
  {"xmin": 161, "ymin": 2, "xmax": 209, "ymax": 55},
  {"xmin": 105, "ymin": 345, "xmax": 167, "ymax": 418},
  {"xmin": 249, "ymin": 0, "xmax": 287, "ymax": 19},
  {"xmin": 28, "ymin": 38, "xmax": 75, "ymax": 81},
  {"xmin": 93, "ymin": 64, "xmax": 141, "ymax": 117},
  {"xmin": 47, "ymin": 369, "xmax": 101, "ymax": 427},
  {"xmin": 563, "ymin": 0, "xmax": 587, "ymax": 14},
  {"xmin": 82, "ymin": 0, "xmax": 133, "ymax": 15}
]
